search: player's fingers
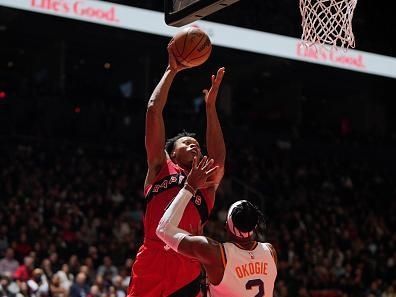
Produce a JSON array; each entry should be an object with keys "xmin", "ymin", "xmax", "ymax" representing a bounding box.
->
[
  {"xmin": 206, "ymin": 165, "xmax": 219, "ymax": 176},
  {"xmin": 167, "ymin": 38, "xmax": 175, "ymax": 49},
  {"xmin": 198, "ymin": 156, "xmax": 207, "ymax": 169},
  {"xmin": 192, "ymin": 156, "xmax": 198, "ymax": 169},
  {"xmin": 215, "ymin": 67, "xmax": 225, "ymax": 83},
  {"xmin": 202, "ymin": 89, "xmax": 208, "ymax": 97},
  {"xmin": 202, "ymin": 158, "xmax": 214, "ymax": 170}
]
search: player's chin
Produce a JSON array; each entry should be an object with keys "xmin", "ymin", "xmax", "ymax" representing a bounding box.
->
[
  {"xmin": 187, "ymin": 157, "xmax": 195, "ymax": 167},
  {"xmin": 188, "ymin": 152, "xmax": 199, "ymax": 160},
  {"xmin": 180, "ymin": 157, "xmax": 193, "ymax": 168},
  {"xmin": 184, "ymin": 153, "xmax": 200, "ymax": 167}
]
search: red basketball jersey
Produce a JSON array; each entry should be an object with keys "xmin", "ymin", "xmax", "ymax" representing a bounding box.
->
[{"xmin": 143, "ymin": 159, "xmax": 214, "ymax": 242}]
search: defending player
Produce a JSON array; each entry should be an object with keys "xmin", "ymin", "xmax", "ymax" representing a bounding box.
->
[
  {"xmin": 127, "ymin": 40, "xmax": 226, "ymax": 297},
  {"xmin": 156, "ymin": 156, "xmax": 277, "ymax": 297}
]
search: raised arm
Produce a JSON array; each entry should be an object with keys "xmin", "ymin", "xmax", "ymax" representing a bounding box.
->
[
  {"xmin": 145, "ymin": 41, "xmax": 188, "ymax": 187},
  {"xmin": 203, "ymin": 67, "xmax": 226, "ymax": 189},
  {"xmin": 156, "ymin": 157, "xmax": 220, "ymax": 263}
]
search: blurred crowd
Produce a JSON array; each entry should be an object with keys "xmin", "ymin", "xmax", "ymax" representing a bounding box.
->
[
  {"xmin": 0, "ymin": 142, "xmax": 145, "ymax": 297},
  {"xmin": 0, "ymin": 138, "xmax": 395, "ymax": 297},
  {"xmin": 229, "ymin": 144, "xmax": 396, "ymax": 297}
]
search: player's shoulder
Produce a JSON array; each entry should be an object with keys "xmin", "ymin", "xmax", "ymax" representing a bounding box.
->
[
  {"xmin": 218, "ymin": 241, "xmax": 233, "ymax": 254},
  {"xmin": 262, "ymin": 242, "xmax": 277, "ymax": 265},
  {"xmin": 167, "ymin": 158, "xmax": 180, "ymax": 169},
  {"xmin": 262, "ymin": 242, "xmax": 274, "ymax": 248},
  {"xmin": 161, "ymin": 158, "xmax": 184, "ymax": 173},
  {"xmin": 145, "ymin": 158, "xmax": 180, "ymax": 189},
  {"xmin": 154, "ymin": 158, "xmax": 181, "ymax": 177},
  {"xmin": 261, "ymin": 242, "xmax": 275, "ymax": 251}
]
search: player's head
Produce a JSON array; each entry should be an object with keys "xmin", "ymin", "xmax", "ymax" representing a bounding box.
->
[
  {"xmin": 225, "ymin": 200, "xmax": 263, "ymax": 240},
  {"xmin": 165, "ymin": 131, "xmax": 202, "ymax": 168}
]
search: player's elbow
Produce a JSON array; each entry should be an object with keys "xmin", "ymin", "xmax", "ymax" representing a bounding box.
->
[
  {"xmin": 156, "ymin": 221, "xmax": 166, "ymax": 241},
  {"xmin": 146, "ymin": 100, "xmax": 162, "ymax": 115},
  {"xmin": 215, "ymin": 161, "xmax": 225, "ymax": 171},
  {"xmin": 215, "ymin": 153, "xmax": 226, "ymax": 167},
  {"xmin": 213, "ymin": 165, "xmax": 225, "ymax": 181}
]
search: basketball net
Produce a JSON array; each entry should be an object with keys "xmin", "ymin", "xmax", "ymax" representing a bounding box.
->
[{"xmin": 299, "ymin": 0, "xmax": 358, "ymax": 49}]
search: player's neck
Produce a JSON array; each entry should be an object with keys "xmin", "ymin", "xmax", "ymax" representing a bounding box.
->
[
  {"xmin": 177, "ymin": 163, "xmax": 191, "ymax": 174},
  {"xmin": 231, "ymin": 240, "xmax": 257, "ymax": 251}
]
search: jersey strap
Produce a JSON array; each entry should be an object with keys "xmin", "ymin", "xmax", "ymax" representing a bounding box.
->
[
  {"xmin": 192, "ymin": 189, "xmax": 209, "ymax": 224},
  {"xmin": 219, "ymin": 243, "xmax": 227, "ymax": 269}
]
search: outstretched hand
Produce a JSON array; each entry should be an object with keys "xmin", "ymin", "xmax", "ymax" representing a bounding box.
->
[
  {"xmin": 203, "ymin": 67, "xmax": 225, "ymax": 106},
  {"xmin": 167, "ymin": 39, "xmax": 190, "ymax": 73},
  {"xmin": 186, "ymin": 156, "xmax": 219, "ymax": 191}
]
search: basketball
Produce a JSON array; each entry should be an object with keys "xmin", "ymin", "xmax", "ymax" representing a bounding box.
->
[{"xmin": 171, "ymin": 27, "xmax": 212, "ymax": 67}]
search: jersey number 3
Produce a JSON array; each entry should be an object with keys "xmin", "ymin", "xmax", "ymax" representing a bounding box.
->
[{"xmin": 245, "ymin": 279, "xmax": 264, "ymax": 297}]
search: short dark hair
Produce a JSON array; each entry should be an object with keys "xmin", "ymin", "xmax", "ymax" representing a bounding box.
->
[
  {"xmin": 165, "ymin": 131, "xmax": 197, "ymax": 155},
  {"xmin": 231, "ymin": 201, "xmax": 264, "ymax": 233}
]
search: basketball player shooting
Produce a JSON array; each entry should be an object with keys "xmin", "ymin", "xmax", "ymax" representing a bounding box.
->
[
  {"xmin": 127, "ymin": 40, "xmax": 226, "ymax": 297},
  {"xmin": 156, "ymin": 156, "xmax": 278, "ymax": 297}
]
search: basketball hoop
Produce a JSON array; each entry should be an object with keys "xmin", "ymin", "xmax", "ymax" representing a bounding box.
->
[{"xmin": 299, "ymin": 0, "xmax": 358, "ymax": 49}]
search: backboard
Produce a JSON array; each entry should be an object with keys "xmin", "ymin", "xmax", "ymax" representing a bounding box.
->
[{"xmin": 165, "ymin": 0, "xmax": 240, "ymax": 27}]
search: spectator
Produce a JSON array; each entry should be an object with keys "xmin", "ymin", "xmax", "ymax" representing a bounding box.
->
[
  {"xmin": 49, "ymin": 253, "xmax": 61, "ymax": 273},
  {"xmin": 13, "ymin": 256, "xmax": 34, "ymax": 282},
  {"xmin": 78, "ymin": 265, "xmax": 93, "ymax": 285},
  {"xmin": 14, "ymin": 233, "xmax": 32, "ymax": 260},
  {"xmin": 50, "ymin": 275, "xmax": 68, "ymax": 297},
  {"xmin": 0, "ymin": 248, "xmax": 19, "ymax": 277},
  {"xmin": 0, "ymin": 227, "xmax": 9, "ymax": 255},
  {"xmin": 0, "ymin": 275, "xmax": 14, "ymax": 297},
  {"xmin": 41, "ymin": 258, "xmax": 54, "ymax": 280},
  {"xmin": 117, "ymin": 266, "xmax": 130, "ymax": 290},
  {"xmin": 112, "ymin": 275, "xmax": 125, "ymax": 297},
  {"xmin": 92, "ymin": 275, "xmax": 105, "ymax": 294},
  {"xmin": 382, "ymin": 284, "xmax": 396, "ymax": 297},
  {"xmin": 87, "ymin": 285, "xmax": 101, "ymax": 297},
  {"xmin": 56, "ymin": 264, "xmax": 74, "ymax": 292},
  {"xmin": 87, "ymin": 247, "xmax": 100, "ymax": 269},
  {"xmin": 17, "ymin": 281, "xmax": 30, "ymax": 297},
  {"xmin": 96, "ymin": 256, "xmax": 117, "ymax": 283},
  {"xmin": 69, "ymin": 273, "xmax": 89, "ymax": 297},
  {"xmin": 67, "ymin": 256, "xmax": 80, "ymax": 276},
  {"xmin": 26, "ymin": 268, "xmax": 49, "ymax": 297}
]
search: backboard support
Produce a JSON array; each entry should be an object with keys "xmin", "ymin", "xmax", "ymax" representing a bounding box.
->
[{"xmin": 165, "ymin": 0, "xmax": 240, "ymax": 27}]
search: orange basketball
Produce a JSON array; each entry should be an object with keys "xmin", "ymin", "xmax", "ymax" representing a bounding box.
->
[{"xmin": 171, "ymin": 27, "xmax": 212, "ymax": 67}]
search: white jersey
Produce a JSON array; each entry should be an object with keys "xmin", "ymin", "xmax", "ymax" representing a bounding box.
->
[{"xmin": 209, "ymin": 242, "xmax": 277, "ymax": 297}]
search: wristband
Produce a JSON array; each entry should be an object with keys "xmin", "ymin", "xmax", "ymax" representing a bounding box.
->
[{"xmin": 184, "ymin": 183, "xmax": 197, "ymax": 195}]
